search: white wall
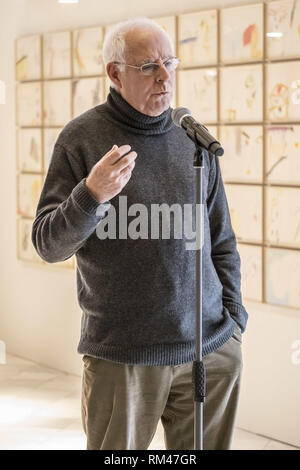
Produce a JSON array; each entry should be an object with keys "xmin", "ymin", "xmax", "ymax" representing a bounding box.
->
[
  {"xmin": 240, "ymin": 300, "xmax": 300, "ymax": 447},
  {"xmin": 0, "ymin": 0, "xmax": 299, "ymax": 447}
]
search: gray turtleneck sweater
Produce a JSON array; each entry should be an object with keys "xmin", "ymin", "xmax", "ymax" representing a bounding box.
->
[{"xmin": 31, "ymin": 87, "xmax": 248, "ymax": 365}]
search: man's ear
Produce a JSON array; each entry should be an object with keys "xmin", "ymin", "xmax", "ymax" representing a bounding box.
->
[{"xmin": 106, "ymin": 63, "xmax": 123, "ymax": 90}]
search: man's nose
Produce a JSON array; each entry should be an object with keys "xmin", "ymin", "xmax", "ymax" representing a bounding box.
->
[{"xmin": 156, "ymin": 60, "xmax": 171, "ymax": 81}]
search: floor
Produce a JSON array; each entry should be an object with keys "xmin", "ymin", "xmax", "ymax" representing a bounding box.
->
[{"xmin": 0, "ymin": 353, "xmax": 298, "ymax": 451}]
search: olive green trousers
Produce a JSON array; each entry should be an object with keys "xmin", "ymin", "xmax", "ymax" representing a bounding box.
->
[{"xmin": 81, "ymin": 326, "xmax": 243, "ymax": 450}]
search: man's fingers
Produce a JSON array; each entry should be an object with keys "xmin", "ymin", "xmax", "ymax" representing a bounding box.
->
[
  {"xmin": 106, "ymin": 144, "xmax": 132, "ymax": 165},
  {"xmin": 119, "ymin": 160, "xmax": 135, "ymax": 176},
  {"xmin": 119, "ymin": 170, "xmax": 132, "ymax": 182},
  {"xmin": 101, "ymin": 144, "xmax": 118, "ymax": 161},
  {"xmin": 116, "ymin": 152, "xmax": 137, "ymax": 172}
]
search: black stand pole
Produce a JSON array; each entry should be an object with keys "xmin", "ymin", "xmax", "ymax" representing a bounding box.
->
[{"xmin": 192, "ymin": 145, "xmax": 206, "ymax": 451}]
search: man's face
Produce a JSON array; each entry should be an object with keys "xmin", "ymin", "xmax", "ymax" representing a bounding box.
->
[{"xmin": 110, "ymin": 29, "xmax": 175, "ymax": 117}]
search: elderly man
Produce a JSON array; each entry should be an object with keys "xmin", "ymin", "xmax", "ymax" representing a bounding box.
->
[{"xmin": 32, "ymin": 17, "xmax": 248, "ymax": 450}]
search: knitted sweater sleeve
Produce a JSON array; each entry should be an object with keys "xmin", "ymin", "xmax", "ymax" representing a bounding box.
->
[
  {"xmin": 206, "ymin": 153, "xmax": 248, "ymax": 333},
  {"xmin": 31, "ymin": 143, "xmax": 110, "ymax": 263}
]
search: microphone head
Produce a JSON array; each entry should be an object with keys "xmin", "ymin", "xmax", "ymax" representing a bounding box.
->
[{"xmin": 171, "ymin": 107, "xmax": 192, "ymax": 127}]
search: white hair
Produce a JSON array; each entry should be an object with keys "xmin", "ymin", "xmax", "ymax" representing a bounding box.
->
[{"xmin": 102, "ymin": 17, "xmax": 175, "ymax": 91}]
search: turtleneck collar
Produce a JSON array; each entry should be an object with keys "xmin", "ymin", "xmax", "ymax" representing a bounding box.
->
[{"xmin": 100, "ymin": 87, "xmax": 175, "ymax": 136}]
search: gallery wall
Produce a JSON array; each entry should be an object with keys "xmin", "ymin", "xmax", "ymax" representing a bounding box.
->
[
  {"xmin": 1, "ymin": 0, "xmax": 300, "ymax": 447},
  {"xmin": 15, "ymin": 1, "xmax": 300, "ymax": 311}
]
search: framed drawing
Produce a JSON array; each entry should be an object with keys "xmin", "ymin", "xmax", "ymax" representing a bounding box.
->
[
  {"xmin": 178, "ymin": 10, "xmax": 217, "ymax": 67},
  {"xmin": 17, "ymin": 173, "xmax": 43, "ymax": 218},
  {"xmin": 17, "ymin": 129, "xmax": 42, "ymax": 173},
  {"xmin": 266, "ymin": 125, "xmax": 300, "ymax": 184},
  {"xmin": 15, "ymin": 34, "xmax": 41, "ymax": 80},
  {"xmin": 266, "ymin": 0, "xmax": 300, "ymax": 59},
  {"xmin": 43, "ymin": 128, "xmax": 62, "ymax": 173},
  {"xmin": 238, "ymin": 243, "xmax": 262, "ymax": 301},
  {"xmin": 73, "ymin": 77, "xmax": 104, "ymax": 118},
  {"xmin": 265, "ymin": 187, "xmax": 300, "ymax": 248},
  {"xmin": 266, "ymin": 61, "xmax": 300, "ymax": 121},
  {"xmin": 43, "ymin": 31, "xmax": 71, "ymax": 79},
  {"xmin": 43, "ymin": 80, "xmax": 71, "ymax": 126},
  {"xmin": 178, "ymin": 68, "xmax": 217, "ymax": 123},
  {"xmin": 17, "ymin": 82, "xmax": 42, "ymax": 126},
  {"xmin": 266, "ymin": 247, "xmax": 300, "ymax": 308},
  {"xmin": 224, "ymin": 184, "xmax": 263, "ymax": 242},
  {"xmin": 219, "ymin": 125, "xmax": 263, "ymax": 183},
  {"xmin": 220, "ymin": 64, "xmax": 263, "ymax": 122},
  {"xmin": 220, "ymin": 3, "xmax": 263, "ymax": 63},
  {"xmin": 17, "ymin": 217, "xmax": 43, "ymax": 264},
  {"xmin": 73, "ymin": 26, "xmax": 104, "ymax": 76},
  {"xmin": 153, "ymin": 16, "xmax": 176, "ymax": 47}
]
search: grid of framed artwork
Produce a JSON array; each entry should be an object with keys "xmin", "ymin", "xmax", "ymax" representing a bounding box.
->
[
  {"xmin": 176, "ymin": 0, "xmax": 300, "ymax": 310},
  {"xmin": 15, "ymin": 1, "xmax": 300, "ymax": 310},
  {"xmin": 15, "ymin": 25, "xmax": 107, "ymax": 269}
]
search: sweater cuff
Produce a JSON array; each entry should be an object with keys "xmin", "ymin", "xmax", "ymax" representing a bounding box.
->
[{"xmin": 71, "ymin": 178, "xmax": 111, "ymax": 217}]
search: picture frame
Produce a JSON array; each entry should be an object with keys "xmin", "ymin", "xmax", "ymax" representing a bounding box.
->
[
  {"xmin": 73, "ymin": 26, "xmax": 104, "ymax": 76},
  {"xmin": 224, "ymin": 184, "xmax": 263, "ymax": 243},
  {"xmin": 178, "ymin": 68, "xmax": 217, "ymax": 123},
  {"xmin": 43, "ymin": 80, "xmax": 72, "ymax": 126},
  {"xmin": 219, "ymin": 125, "xmax": 263, "ymax": 182},
  {"xmin": 266, "ymin": 125, "xmax": 300, "ymax": 184},
  {"xmin": 266, "ymin": 0, "xmax": 300, "ymax": 59},
  {"xmin": 220, "ymin": 64, "xmax": 263, "ymax": 122},
  {"xmin": 220, "ymin": 3, "xmax": 263, "ymax": 63},
  {"xmin": 178, "ymin": 10, "xmax": 217, "ymax": 67},
  {"xmin": 72, "ymin": 77, "xmax": 104, "ymax": 118},
  {"xmin": 43, "ymin": 30, "xmax": 71, "ymax": 79},
  {"xmin": 15, "ymin": 34, "xmax": 41, "ymax": 81},
  {"xmin": 17, "ymin": 173, "xmax": 43, "ymax": 219},
  {"xmin": 17, "ymin": 128, "xmax": 42, "ymax": 173},
  {"xmin": 265, "ymin": 186, "xmax": 300, "ymax": 249},
  {"xmin": 16, "ymin": 82, "xmax": 42, "ymax": 126},
  {"xmin": 266, "ymin": 247, "xmax": 300, "ymax": 308},
  {"xmin": 266, "ymin": 61, "xmax": 300, "ymax": 121}
]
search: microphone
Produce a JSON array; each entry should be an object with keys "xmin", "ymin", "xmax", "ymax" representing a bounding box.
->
[{"xmin": 171, "ymin": 107, "xmax": 224, "ymax": 157}]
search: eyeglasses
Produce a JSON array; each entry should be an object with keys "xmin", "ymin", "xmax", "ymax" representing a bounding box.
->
[{"xmin": 113, "ymin": 57, "xmax": 180, "ymax": 76}]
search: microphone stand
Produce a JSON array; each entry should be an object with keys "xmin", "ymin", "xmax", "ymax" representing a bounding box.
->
[
  {"xmin": 192, "ymin": 142, "xmax": 206, "ymax": 451},
  {"xmin": 171, "ymin": 108, "xmax": 224, "ymax": 450}
]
